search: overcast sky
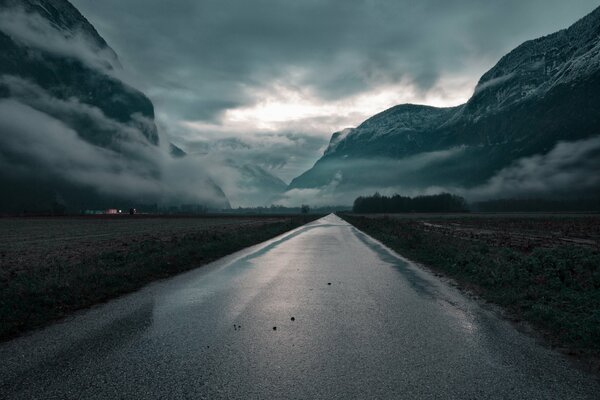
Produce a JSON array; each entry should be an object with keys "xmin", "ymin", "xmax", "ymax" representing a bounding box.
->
[{"xmin": 71, "ymin": 0, "xmax": 599, "ymax": 182}]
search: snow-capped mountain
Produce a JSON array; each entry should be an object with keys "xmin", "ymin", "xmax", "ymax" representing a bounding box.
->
[
  {"xmin": 461, "ymin": 5, "xmax": 600, "ymax": 122},
  {"xmin": 289, "ymin": 5, "xmax": 600, "ymax": 200}
]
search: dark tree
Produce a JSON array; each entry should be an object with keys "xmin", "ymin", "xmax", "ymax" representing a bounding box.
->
[{"xmin": 353, "ymin": 193, "xmax": 468, "ymax": 213}]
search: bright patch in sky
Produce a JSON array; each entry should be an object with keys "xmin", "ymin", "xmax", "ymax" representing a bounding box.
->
[{"xmin": 187, "ymin": 75, "xmax": 475, "ymax": 136}]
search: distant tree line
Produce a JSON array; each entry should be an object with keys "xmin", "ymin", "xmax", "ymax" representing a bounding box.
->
[
  {"xmin": 472, "ymin": 198, "xmax": 600, "ymax": 212},
  {"xmin": 353, "ymin": 193, "xmax": 468, "ymax": 213},
  {"xmin": 221, "ymin": 204, "xmax": 351, "ymax": 215}
]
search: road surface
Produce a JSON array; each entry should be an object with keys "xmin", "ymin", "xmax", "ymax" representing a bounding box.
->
[{"xmin": 1, "ymin": 214, "xmax": 598, "ymax": 399}]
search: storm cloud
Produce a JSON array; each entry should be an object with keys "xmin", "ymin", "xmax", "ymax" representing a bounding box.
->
[
  {"xmin": 3, "ymin": 0, "xmax": 599, "ymax": 208},
  {"xmin": 70, "ymin": 0, "xmax": 599, "ymax": 184},
  {"xmin": 71, "ymin": 0, "xmax": 599, "ymax": 113}
]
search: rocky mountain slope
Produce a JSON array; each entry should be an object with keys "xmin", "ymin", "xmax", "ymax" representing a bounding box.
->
[
  {"xmin": 290, "ymin": 5, "xmax": 600, "ymax": 200},
  {"xmin": 0, "ymin": 0, "xmax": 229, "ymax": 212},
  {"xmin": 0, "ymin": 0, "xmax": 159, "ymax": 146}
]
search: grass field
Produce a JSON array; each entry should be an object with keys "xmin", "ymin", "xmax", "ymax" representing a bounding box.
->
[
  {"xmin": 341, "ymin": 213, "xmax": 600, "ymax": 369},
  {"xmin": 352, "ymin": 213, "xmax": 600, "ymax": 250},
  {"xmin": 0, "ymin": 215, "xmax": 320, "ymax": 341}
]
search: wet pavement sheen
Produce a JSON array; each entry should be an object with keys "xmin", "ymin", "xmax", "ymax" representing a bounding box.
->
[{"xmin": 1, "ymin": 214, "xmax": 599, "ymax": 399}]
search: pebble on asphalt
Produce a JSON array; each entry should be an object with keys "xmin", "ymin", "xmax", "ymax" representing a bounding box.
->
[
  {"xmin": 327, "ymin": 282, "xmax": 331, "ymax": 285},
  {"xmin": 273, "ymin": 326, "xmax": 277, "ymax": 331},
  {"xmin": 291, "ymin": 317, "xmax": 295, "ymax": 321}
]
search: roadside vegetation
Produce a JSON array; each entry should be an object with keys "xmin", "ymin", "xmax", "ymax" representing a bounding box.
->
[
  {"xmin": 340, "ymin": 214, "xmax": 600, "ymax": 361},
  {"xmin": 473, "ymin": 197, "xmax": 600, "ymax": 212},
  {"xmin": 0, "ymin": 215, "xmax": 319, "ymax": 341}
]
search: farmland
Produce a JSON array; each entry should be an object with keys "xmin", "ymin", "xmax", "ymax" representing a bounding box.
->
[
  {"xmin": 369, "ymin": 214, "xmax": 600, "ymax": 251},
  {"xmin": 0, "ymin": 215, "xmax": 319, "ymax": 340},
  {"xmin": 341, "ymin": 213, "xmax": 600, "ymax": 370}
]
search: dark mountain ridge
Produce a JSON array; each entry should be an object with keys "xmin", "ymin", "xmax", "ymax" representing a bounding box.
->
[
  {"xmin": 0, "ymin": 0, "xmax": 230, "ymax": 212},
  {"xmin": 0, "ymin": 0, "xmax": 158, "ymax": 145},
  {"xmin": 290, "ymin": 6, "xmax": 600, "ymax": 199}
]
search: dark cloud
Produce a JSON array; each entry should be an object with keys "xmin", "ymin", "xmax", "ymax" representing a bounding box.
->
[
  {"xmin": 72, "ymin": 0, "xmax": 599, "ymax": 119},
  {"xmin": 51, "ymin": 0, "xmax": 600, "ymax": 203}
]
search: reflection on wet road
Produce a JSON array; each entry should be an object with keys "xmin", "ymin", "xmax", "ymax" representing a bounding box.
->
[{"xmin": 1, "ymin": 214, "xmax": 598, "ymax": 399}]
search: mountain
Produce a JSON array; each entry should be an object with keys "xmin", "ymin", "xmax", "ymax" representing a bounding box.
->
[
  {"xmin": 290, "ymin": 6, "xmax": 600, "ymax": 200},
  {"xmin": 179, "ymin": 137, "xmax": 289, "ymax": 207},
  {"xmin": 163, "ymin": 140, "xmax": 285, "ymax": 207},
  {"xmin": 0, "ymin": 0, "xmax": 159, "ymax": 146},
  {"xmin": 205, "ymin": 159, "xmax": 287, "ymax": 207},
  {"xmin": 169, "ymin": 143, "xmax": 187, "ymax": 158},
  {"xmin": 0, "ymin": 0, "xmax": 229, "ymax": 212},
  {"xmin": 234, "ymin": 163, "xmax": 288, "ymax": 206}
]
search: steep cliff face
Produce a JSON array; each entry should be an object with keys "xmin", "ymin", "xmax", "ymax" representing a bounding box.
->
[
  {"xmin": 0, "ymin": 0, "xmax": 159, "ymax": 146},
  {"xmin": 290, "ymin": 6, "xmax": 600, "ymax": 199},
  {"xmin": 464, "ymin": 5, "xmax": 600, "ymax": 121},
  {"xmin": 0, "ymin": 0, "xmax": 230, "ymax": 212}
]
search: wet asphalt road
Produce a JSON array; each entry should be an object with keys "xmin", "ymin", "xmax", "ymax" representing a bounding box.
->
[{"xmin": 1, "ymin": 214, "xmax": 599, "ymax": 399}]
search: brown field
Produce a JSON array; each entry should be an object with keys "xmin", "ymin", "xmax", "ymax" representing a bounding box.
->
[
  {"xmin": 0, "ymin": 214, "xmax": 318, "ymax": 340},
  {"xmin": 353, "ymin": 213, "xmax": 600, "ymax": 252},
  {"xmin": 0, "ymin": 215, "xmax": 291, "ymax": 278}
]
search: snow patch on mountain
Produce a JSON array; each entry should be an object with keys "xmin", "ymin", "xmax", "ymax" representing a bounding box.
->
[{"xmin": 355, "ymin": 104, "xmax": 457, "ymax": 140}]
